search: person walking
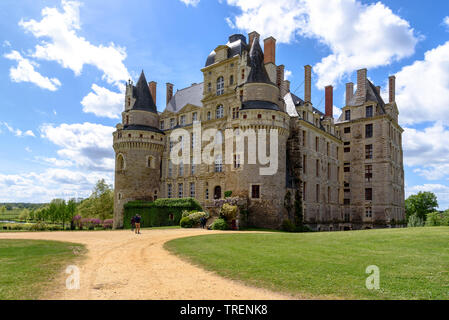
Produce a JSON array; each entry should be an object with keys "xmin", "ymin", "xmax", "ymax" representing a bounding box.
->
[
  {"xmin": 134, "ymin": 214, "xmax": 142, "ymax": 234},
  {"xmin": 131, "ymin": 216, "xmax": 135, "ymax": 232}
]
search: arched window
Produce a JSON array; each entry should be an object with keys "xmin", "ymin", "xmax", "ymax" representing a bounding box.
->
[
  {"xmin": 117, "ymin": 154, "xmax": 125, "ymax": 170},
  {"xmin": 216, "ymin": 76, "xmax": 224, "ymax": 95},
  {"xmin": 215, "ymin": 154, "xmax": 223, "ymax": 173},
  {"xmin": 216, "ymin": 105, "xmax": 224, "ymax": 119},
  {"xmin": 147, "ymin": 156, "xmax": 154, "ymax": 169},
  {"xmin": 214, "ymin": 186, "xmax": 222, "ymax": 199}
]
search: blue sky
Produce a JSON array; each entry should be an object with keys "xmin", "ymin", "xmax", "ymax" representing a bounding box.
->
[{"xmin": 1, "ymin": 0, "xmax": 449, "ymax": 208}]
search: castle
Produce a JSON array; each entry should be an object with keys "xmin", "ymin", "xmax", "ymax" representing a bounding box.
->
[{"xmin": 113, "ymin": 32, "xmax": 405, "ymax": 231}]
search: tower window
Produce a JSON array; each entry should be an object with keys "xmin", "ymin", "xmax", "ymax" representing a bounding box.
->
[
  {"xmin": 216, "ymin": 105, "xmax": 224, "ymax": 119},
  {"xmin": 366, "ymin": 106, "xmax": 373, "ymax": 118},
  {"xmin": 167, "ymin": 184, "xmax": 172, "ymax": 199},
  {"xmin": 365, "ymin": 188, "xmax": 373, "ymax": 201},
  {"xmin": 365, "ymin": 165, "xmax": 373, "ymax": 182},
  {"xmin": 241, "ymin": 69, "xmax": 245, "ymax": 80},
  {"xmin": 208, "ymin": 82, "xmax": 211, "ymax": 93},
  {"xmin": 251, "ymin": 185, "xmax": 260, "ymax": 199},
  {"xmin": 216, "ymin": 76, "xmax": 224, "ymax": 95},
  {"xmin": 117, "ymin": 154, "xmax": 125, "ymax": 170},
  {"xmin": 147, "ymin": 156, "xmax": 154, "ymax": 169},
  {"xmin": 178, "ymin": 183, "xmax": 184, "ymax": 198},
  {"xmin": 215, "ymin": 154, "xmax": 223, "ymax": 173},
  {"xmin": 345, "ymin": 110, "xmax": 351, "ymax": 121},
  {"xmin": 366, "ymin": 124, "xmax": 373, "ymax": 138},
  {"xmin": 366, "ymin": 144, "xmax": 373, "ymax": 159}
]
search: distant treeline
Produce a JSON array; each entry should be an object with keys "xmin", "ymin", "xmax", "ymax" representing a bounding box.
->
[{"xmin": 0, "ymin": 203, "xmax": 47, "ymax": 210}]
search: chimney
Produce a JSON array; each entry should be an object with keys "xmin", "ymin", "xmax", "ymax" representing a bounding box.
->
[
  {"xmin": 376, "ymin": 86, "xmax": 381, "ymax": 94},
  {"xmin": 276, "ymin": 65, "xmax": 285, "ymax": 88},
  {"xmin": 346, "ymin": 82, "xmax": 354, "ymax": 106},
  {"xmin": 304, "ymin": 65, "xmax": 312, "ymax": 103},
  {"xmin": 355, "ymin": 68, "xmax": 367, "ymax": 105},
  {"xmin": 263, "ymin": 37, "xmax": 276, "ymax": 65},
  {"xmin": 325, "ymin": 85, "xmax": 333, "ymax": 118},
  {"xmin": 148, "ymin": 81, "xmax": 157, "ymax": 105},
  {"xmin": 389, "ymin": 76, "xmax": 396, "ymax": 103},
  {"xmin": 248, "ymin": 31, "xmax": 260, "ymax": 49},
  {"xmin": 285, "ymin": 80, "xmax": 291, "ymax": 93},
  {"xmin": 166, "ymin": 83, "xmax": 174, "ymax": 106}
]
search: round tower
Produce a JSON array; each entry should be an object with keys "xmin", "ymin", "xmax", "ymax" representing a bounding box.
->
[{"xmin": 113, "ymin": 71, "xmax": 164, "ymax": 229}]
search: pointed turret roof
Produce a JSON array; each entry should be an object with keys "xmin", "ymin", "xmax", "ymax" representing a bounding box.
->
[
  {"xmin": 132, "ymin": 71, "xmax": 157, "ymax": 113},
  {"xmin": 246, "ymin": 36, "xmax": 271, "ymax": 84}
]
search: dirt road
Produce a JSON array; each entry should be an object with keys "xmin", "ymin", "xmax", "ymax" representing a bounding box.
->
[{"xmin": 0, "ymin": 229, "xmax": 295, "ymax": 300}]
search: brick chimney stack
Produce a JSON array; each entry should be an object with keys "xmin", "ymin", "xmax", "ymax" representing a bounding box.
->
[
  {"xmin": 325, "ymin": 85, "xmax": 333, "ymax": 118},
  {"xmin": 166, "ymin": 83, "xmax": 174, "ymax": 106},
  {"xmin": 304, "ymin": 65, "xmax": 312, "ymax": 103},
  {"xmin": 389, "ymin": 76, "xmax": 396, "ymax": 103},
  {"xmin": 248, "ymin": 31, "xmax": 260, "ymax": 49},
  {"xmin": 355, "ymin": 68, "xmax": 367, "ymax": 105},
  {"xmin": 376, "ymin": 86, "xmax": 381, "ymax": 94},
  {"xmin": 276, "ymin": 65, "xmax": 285, "ymax": 88},
  {"xmin": 285, "ymin": 80, "xmax": 291, "ymax": 93},
  {"xmin": 346, "ymin": 82, "xmax": 354, "ymax": 106},
  {"xmin": 264, "ymin": 37, "xmax": 276, "ymax": 65},
  {"xmin": 149, "ymin": 81, "xmax": 157, "ymax": 105}
]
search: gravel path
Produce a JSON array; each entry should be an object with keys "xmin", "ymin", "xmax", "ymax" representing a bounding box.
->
[{"xmin": 0, "ymin": 229, "xmax": 295, "ymax": 300}]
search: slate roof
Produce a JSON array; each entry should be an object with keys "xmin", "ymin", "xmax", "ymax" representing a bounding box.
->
[
  {"xmin": 165, "ymin": 82, "xmax": 204, "ymax": 113},
  {"xmin": 205, "ymin": 34, "xmax": 249, "ymax": 67},
  {"xmin": 123, "ymin": 124, "xmax": 164, "ymax": 134},
  {"xmin": 283, "ymin": 92, "xmax": 324, "ymax": 118},
  {"xmin": 348, "ymin": 79, "xmax": 386, "ymax": 114},
  {"xmin": 241, "ymin": 100, "xmax": 280, "ymax": 111},
  {"xmin": 132, "ymin": 71, "xmax": 157, "ymax": 113},
  {"xmin": 246, "ymin": 36, "xmax": 272, "ymax": 84}
]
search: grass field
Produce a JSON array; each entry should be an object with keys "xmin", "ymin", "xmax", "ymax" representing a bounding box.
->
[
  {"xmin": 165, "ymin": 227, "xmax": 449, "ymax": 300},
  {"xmin": 0, "ymin": 240, "xmax": 86, "ymax": 300}
]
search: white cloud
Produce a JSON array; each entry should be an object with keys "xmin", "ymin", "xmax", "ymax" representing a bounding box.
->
[
  {"xmin": 179, "ymin": 0, "xmax": 200, "ymax": 6},
  {"xmin": 2, "ymin": 122, "xmax": 36, "ymax": 138},
  {"xmin": 225, "ymin": 0, "xmax": 419, "ymax": 87},
  {"xmin": 40, "ymin": 122, "xmax": 115, "ymax": 172},
  {"xmin": 25, "ymin": 147, "xmax": 32, "ymax": 153},
  {"xmin": 395, "ymin": 41, "xmax": 449, "ymax": 126},
  {"xmin": 333, "ymin": 106, "xmax": 342, "ymax": 120},
  {"xmin": 284, "ymin": 70, "xmax": 292, "ymax": 80},
  {"xmin": 0, "ymin": 169, "xmax": 112, "ymax": 202},
  {"xmin": 3, "ymin": 40, "xmax": 11, "ymax": 47},
  {"xmin": 443, "ymin": 16, "xmax": 449, "ymax": 28},
  {"xmin": 403, "ymin": 122, "xmax": 449, "ymax": 180},
  {"xmin": 406, "ymin": 184, "xmax": 449, "ymax": 210},
  {"xmin": 4, "ymin": 50, "xmax": 61, "ymax": 91},
  {"xmin": 19, "ymin": 0, "xmax": 130, "ymax": 87},
  {"xmin": 81, "ymin": 84, "xmax": 124, "ymax": 119},
  {"xmin": 34, "ymin": 157, "xmax": 74, "ymax": 168}
]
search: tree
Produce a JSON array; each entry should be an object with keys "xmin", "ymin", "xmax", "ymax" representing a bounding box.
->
[
  {"xmin": 0, "ymin": 206, "xmax": 6, "ymax": 215},
  {"xmin": 76, "ymin": 179, "xmax": 113, "ymax": 220},
  {"xmin": 67, "ymin": 199, "xmax": 77, "ymax": 230},
  {"xmin": 405, "ymin": 192, "xmax": 438, "ymax": 221}
]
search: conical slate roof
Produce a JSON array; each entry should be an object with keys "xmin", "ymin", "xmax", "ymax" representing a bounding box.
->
[
  {"xmin": 246, "ymin": 36, "xmax": 271, "ymax": 84},
  {"xmin": 132, "ymin": 71, "xmax": 157, "ymax": 113}
]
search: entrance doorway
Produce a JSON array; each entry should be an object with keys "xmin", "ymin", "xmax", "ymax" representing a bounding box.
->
[{"xmin": 214, "ymin": 186, "xmax": 221, "ymax": 199}]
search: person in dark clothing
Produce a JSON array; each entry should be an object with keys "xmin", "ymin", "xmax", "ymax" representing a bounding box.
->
[
  {"xmin": 131, "ymin": 217, "xmax": 135, "ymax": 232},
  {"xmin": 200, "ymin": 217, "xmax": 207, "ymax": 229},
  {"xmin": 134, "ymin": 214, "xmax": 142, "ymax": 234}
]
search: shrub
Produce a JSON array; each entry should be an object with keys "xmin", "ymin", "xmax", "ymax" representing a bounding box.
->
[
  {"xmin": 224, "ymin": 191, "xmax": 233, "ymax": 198},
  {"xmin": 281, "ymin": 219, "xmax": 296, "ymax": 232},
  {"xmin": 30, "ymin": 222, "xmax": 49, "ymax": 231},
  {"xmin": 180, "ymin": 216, "xmax": 194, "ymax": 228},
  {"xmin": 220, "ymin": 203, "xmax": 238, "ymax": 221},
  {"xmin": 408, "ymin": 214, "xmax": 424, "ymax": 227},
  {"xmin": 211, "ymin": 218, "xmax": 228, "ymax": 230},
  {"xmin": 103, "ymin": 219, "xmax": 113, "ymax": 229},
  {"xmin": 188, "ymin": 211, "xmax": 208, "ymax": 225},
  {"xmin": 426, "ymin": 212, "xmax": 442, "ymax": 226}
]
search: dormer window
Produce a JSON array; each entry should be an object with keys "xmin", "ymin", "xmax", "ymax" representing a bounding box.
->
[
  {"xmin": 180, "ymin": 115, "xmax": 186, "ymax": 126},
  {"xmin": 216, "ymin": 76, "xmax": 224, "ymax": 95},
  {"xmin": 345, "ymin": 110, "xmax": 351, "ymax": 121},
  {"xmin": 366, "ymin": 106, "xmax": 373, "ymax": 118},
  {"xmin": 170, "ymin": 118, "xmax": 175, "ymax": 128}
]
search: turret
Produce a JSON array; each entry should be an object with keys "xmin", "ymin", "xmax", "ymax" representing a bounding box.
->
[{"xmin": 113, "ymin": 71, "xmax": 164, "ymax": 229}]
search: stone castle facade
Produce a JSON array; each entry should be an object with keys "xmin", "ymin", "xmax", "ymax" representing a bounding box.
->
[{"xmin": 113, "ymin": 32, "xmax": 405, "ymax": 230}]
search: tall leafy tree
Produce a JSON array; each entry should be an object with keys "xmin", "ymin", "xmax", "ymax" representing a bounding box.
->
[{"xmin": 405, "ymin": 192, "xmax": 438, "ymax": 221}]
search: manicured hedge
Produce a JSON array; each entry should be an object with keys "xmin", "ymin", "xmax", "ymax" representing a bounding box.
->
[{"xmin": 123, "ymin": 198, "xmax": 202, "ymax": 229}]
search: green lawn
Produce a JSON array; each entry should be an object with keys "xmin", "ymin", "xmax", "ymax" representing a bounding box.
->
[
  {"xmin": 0, "ymin": 240, "xmax": 86, "ymax": 300},
  {"xmin": 165, "ymin": 227, "xmax": 449, "ymax": 300}
]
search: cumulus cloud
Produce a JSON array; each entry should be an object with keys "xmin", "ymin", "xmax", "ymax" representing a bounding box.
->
[
  {"xmin": 443, "ymin": 16, "xmax": 449, "ymax": 29},
  {"xmin": 81, "ymin": 84, "xmax": 124, "ymax": 119},
  {"xmin": 4, "ymin": 50, "xmax": 61, "ymax": 91},
  {"xmin": 284, "ymin": 70, "xmax": 292, "ymax": 80},
  {"xmin": 0, "ymin": 169, "xmax": 112, "ymax": 202},
  {"xmin": 403, "ymin": 122, "xmax": 449, "ymax": 180},
  {"xmin": 179, "ymin": 0, "xmax": 200, "ymax": 6},
  {"xmin": 19, "ymin": 0, "xmax": 130, "ymax": 86},
  {"xmin": 2, "ymin": 122, "xmax": 35, "ymax": 138},
  {"xmin": 225, "ymin": 0, "xmax": 419, "ymax": 87},
  {"xmin": 40, "ymin": 122, "xmax": 115, "ymax": 172},
  {"xmin": 395, "ymin": 41, "xmax": 449, "ymax": 126},
  {"xmin": 333, "ymin": 106, "xmax": 342, "ymax": 120}
]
